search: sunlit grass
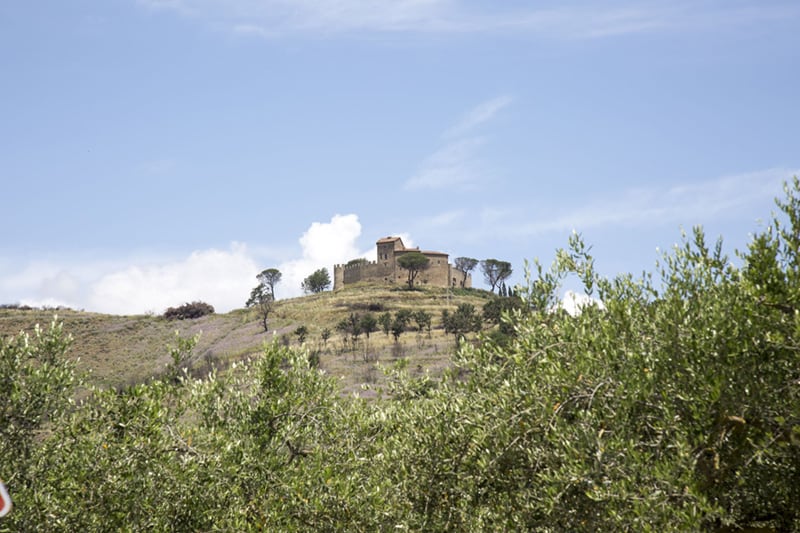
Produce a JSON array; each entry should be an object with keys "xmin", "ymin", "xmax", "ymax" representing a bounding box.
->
[{"xmin": 0, "ymin": 285, "xmax": 494, "ymax": 394}]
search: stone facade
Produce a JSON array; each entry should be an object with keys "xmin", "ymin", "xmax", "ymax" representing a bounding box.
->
[{"xmin": 333, "ymin": 236, "xmax": 472, "ymax": 290}]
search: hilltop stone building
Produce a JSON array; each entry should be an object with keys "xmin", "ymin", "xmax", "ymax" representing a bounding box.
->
[{"xmin": 333, "ymin": 236, "xmax": 472, "ymax": 290}]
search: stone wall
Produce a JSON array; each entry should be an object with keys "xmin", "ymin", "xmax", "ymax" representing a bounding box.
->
[{"xmin": 333, "ymin": 237, "xmax": 472, "ymax": 290}]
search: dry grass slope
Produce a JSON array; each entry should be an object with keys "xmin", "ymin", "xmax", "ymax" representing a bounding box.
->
[{"xmin": 0, "ymin": 285, "xmax": 495, "ymax": 395}]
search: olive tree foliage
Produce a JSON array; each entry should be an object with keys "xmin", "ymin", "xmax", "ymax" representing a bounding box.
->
[
  {"xmin": 301, "ymin": 268, "xmax": 331, "ymax": 294},
  {"xmin": 6, "ymin": 179, "xmax": 800, "ymax": 531},
  {"xmin": 397, "ymin": 252, "xmax": 430, "ymax": 289},
  {"xmin": 454, "ymin": 256, "xmax": 479, "ymax": 288},
  {"xmin": 1, "ymin": 320, "xmax": 77, "ymax": 488},
  {"xmin": 370, "ymin": 182, "xmax": 800, "ymax": 531},
  {"xmin": 481, "ymin": 258, "xmax": 513, "ymax": 293},
  {"xmin": 8, "ymin": 334, "xmax": 375, "ymax": 531}
]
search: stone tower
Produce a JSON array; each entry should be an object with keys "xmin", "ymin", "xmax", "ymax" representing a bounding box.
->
[{"xmin": 333, "ymin": 236, "xmax": 472, "ymax": 290}]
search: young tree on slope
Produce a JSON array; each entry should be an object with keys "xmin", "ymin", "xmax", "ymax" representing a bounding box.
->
[
  {"xmin": 302, "ymin": 268, "xmax": 331, "ymax": 294},
  {"xmin": 246, "ymin": 282, "xmax": 273, "ymax": 332},
  {"xmin": 257, "ymin": 268, "xmax": 282, "ymax": 299}
]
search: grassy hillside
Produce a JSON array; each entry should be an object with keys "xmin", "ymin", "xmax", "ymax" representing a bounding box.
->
[{"xmin": 0, "ymin": 284, "xmax": 494, "ymax": 395}]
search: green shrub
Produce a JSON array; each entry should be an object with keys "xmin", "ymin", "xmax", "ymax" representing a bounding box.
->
[{"xmin": 163, "ymin": 301, "xmax": 215, "ymax": 320}]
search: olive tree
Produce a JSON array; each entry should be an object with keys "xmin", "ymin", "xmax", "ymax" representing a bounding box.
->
[{"xmin": 441, "ymin": 303, "xmax": 482, "ymax": 343}]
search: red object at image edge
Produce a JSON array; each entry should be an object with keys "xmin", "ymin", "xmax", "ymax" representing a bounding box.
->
[{"xmin": 0, "ymin": 480, "xmax": 11, "ymax": 517}]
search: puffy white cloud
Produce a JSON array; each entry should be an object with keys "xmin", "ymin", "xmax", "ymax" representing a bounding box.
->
[
  {"xmin": 560, "ymin": 290, "xmax": 605, "ymax": 317},
  {"xmin": 88, "ymin": 243, "xmax": 259, "ymax": 314},
  {"xmin": 278, "ymin": 214, "xmax": 371, "ymax": 298},
  {"xmin": 0, "ymin": 214, "xmax": 379, "ymax": 314},
  {"xmin": 0, "ymin": 262, "xmax": 87, "ymax": 310}
]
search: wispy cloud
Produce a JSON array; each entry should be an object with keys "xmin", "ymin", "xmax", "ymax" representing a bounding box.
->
[
  {"xmin": 427, "ymin": 209, "xmax": 466, "ymax": 227},
  {"xmin": 136, "ymin": 1, "xmax": 799, "ymax": 39},
  {"xmin": 405, "ymin": 95, "xmax": 511, "ymax": 191},
  {"xmin": 511, "ymin": 168, "xmax": 797, "ymax": 237},
  {"xmin": 405, "ymin": 137, "xmax": 486, "ymax": 191},
  {"xmin": 445, "ymin": 95, "xmax": 512, "ymax": 139},
  {"xmin": 232, "ymin": 24, "xmax": 275, "ymax": 38}
]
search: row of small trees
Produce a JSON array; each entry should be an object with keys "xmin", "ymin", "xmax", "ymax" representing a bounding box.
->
[
  {"xmin": 397, "ymin": 254, "xmax": 513, "ymax": 292},
  {"xmin": 244, "ymin": 255, "xmax": 513, "ymax": 332},
  {"xmin": 453, "ymin": 257, "xmax": 513, "ymax": 292},
  {"xmin": 291, "ymin": 297, "xmax": 520, "ymax": 358},
  {"xmin": 243, "ymin": 256, "xmax": 512, "ymax": 333}
]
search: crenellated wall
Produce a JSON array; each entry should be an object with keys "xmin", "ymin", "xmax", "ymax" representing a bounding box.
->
[{"xmin": 333, "ymin": 236, "xmax": 472, "ymax": 290}]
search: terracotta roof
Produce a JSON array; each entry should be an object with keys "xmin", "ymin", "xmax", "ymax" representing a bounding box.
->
[
  {"xmin": 376, "ymin": 236, "xmax": 403, "ymax": 244},
  {"xmin": 396, "ymin": 249, "xmax": 448, "ymax": 256}
]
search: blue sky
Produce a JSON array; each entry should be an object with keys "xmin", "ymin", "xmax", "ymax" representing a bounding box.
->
[{"xmin": 1, "ymin": 0, "xmax": 798, "ymax": 314}]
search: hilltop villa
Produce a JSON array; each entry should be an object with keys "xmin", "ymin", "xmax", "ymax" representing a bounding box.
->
[{"xmin": 333, "ymin": 236, "xmax": 472, "ymax": 290}]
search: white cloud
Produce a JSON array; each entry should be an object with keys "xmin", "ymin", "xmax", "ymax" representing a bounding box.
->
[
  {"xmin": 88, "ymin": 243, "xmax": 259, "ymax": 314},
  {"xmin": 136, "ymin": 1, "xmax": 799, "ymax": 39},
  {"xmin": 0, "ymin": 261, "xmax": 94, "ymax": 310},
  {"xmin": 395, "ymin": 232, "xmax": 415, "ymax": 249},
  {"xmin": 278, "ymin": 214, "xmax": 372, "ymax": 298},
  {"xmin": 0, "ymin": 215, "xmax": 379, "ymax": 315},
  {"xmin": 83, "ymin": 217, "xmax": 368, "ymax": 312},
  {"xmin": 445, "ymin": 95, "xmax": 512, "ymax": 138},
  {"xmin": 406, "ymin": 94, "xmax": 512, "ymax": 191},
  {"xmin": 427, "ymin": 210, "xmax": 465, "ymax": 227},
  {"xmin": 513, "ymin": 168, "xmax": 797, "ymax": 236},
  {"xmin": 406, "ymin": 137, "xmax": 486, "ymax": 190},
  {"xmin": 560, "ymin": 290, "xmax": 605, "ymax": 317}
]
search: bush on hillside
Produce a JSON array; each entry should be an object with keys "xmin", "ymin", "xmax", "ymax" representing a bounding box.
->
[
  {"xmin": 163, "ymin": 301, "xmax": 215, "ymax": 320},
  {"xmin": 0, "ymin": 303, "xmax": 34, "ymax": 310}
]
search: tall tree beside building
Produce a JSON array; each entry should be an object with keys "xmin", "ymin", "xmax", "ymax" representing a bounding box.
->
[
  {"xmin": 397, "ymin": 252, "xmax": 430, "ymax": 289},
  {"xmin": 454, "ymin": 257, "xmax": 478, "ymax": 288},
  {"xmin": 481, "ymin": 259, "xmax": 512, "ymax": 293}
]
